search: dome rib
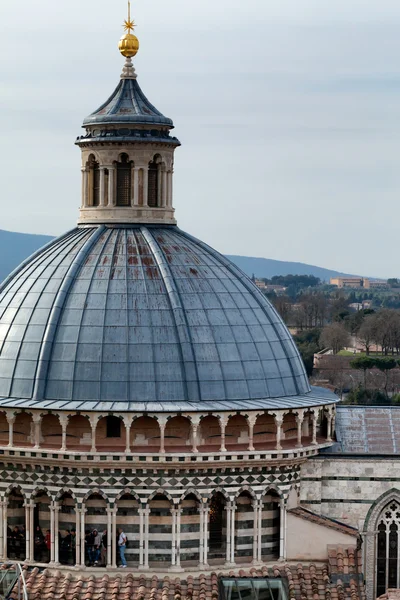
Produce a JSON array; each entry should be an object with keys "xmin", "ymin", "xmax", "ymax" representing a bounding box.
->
[
  {"xmin": 178, "ymin": 229, "xmax": 308, "ymax": 396},
  {"xmin": 141, "ymin": 227, "xmax": 201, "ymax": 403},
  {"xmin": 32, "ymin": 226, "xmax": 105, "ymax": 401}
]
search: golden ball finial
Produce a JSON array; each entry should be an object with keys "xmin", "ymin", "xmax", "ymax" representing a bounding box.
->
[
  {"xmin": 119, "ymin": 33, "xmax": 139, "ymax": 58},
  {"xmin": 119, "ymin": 1, "xmax": 139, "ymax": 58}
]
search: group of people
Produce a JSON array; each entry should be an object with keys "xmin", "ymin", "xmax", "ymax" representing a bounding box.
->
[
  {"xmin": 85, "ymin": 528, "xmax": 127, "ymax": 567},
  {"xmin": 7, "ymin": 523, "xmax": 128, "ymax": 567}
]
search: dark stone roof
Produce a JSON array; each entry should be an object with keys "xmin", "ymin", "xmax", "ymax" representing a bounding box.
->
[
  {"xmin": 288, "ymin": 507, "xmax": 358, "ymax": 537},
  {"xmin": 82, "ymin": 77, "xmax": 174, "ymax": 128},
  {"xmin": 332, "ymin": 406, "xmax": 400, "ymax": 454},
  {"xmin": 0, "ymin": 225, "xmax": 336, "ymax": 411}
]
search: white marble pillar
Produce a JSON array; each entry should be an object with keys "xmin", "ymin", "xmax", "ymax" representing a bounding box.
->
[
  {"xmin": 29, "ymin": 503, "xmax": 34, "ymax": 562},
  {"xmin": 90, "ymin": 419, "xmax": 97, "ymax": 453},
  {"xmin": 139, "ymin": 507, "xmax": 144, "ymax": 566},
  {"xmin": 199, "ymin": 506, "xmax": 204, "ymax": 566},
  {"xmin": 54, "ymin": 505, "xmax": 60, "ymax": 564},
  {"xmin": 252, "ymin": 501, "xmax": 258, "ymax": 563},
  {"xmin": 133, "ymin": 167, "xmax": 140, "ymax": 206},
  {"xmin": 25, "ymin": 502, "xmax": 31, "ymax": 561},
  {"xmin": 331, "ymin": 411, "xmax": 336, "ymax": 440},
  {"xmin": 50, "ymin": 502, "xmax": 55, "ymax": 563},
  {"xmin": 296, "ymin": 411, "xmax": 304, "ymax": 448},
  {"xmin": 106, "ymin": 507, "xmax": 112, "ymax": 568},
  {"xmin": 124, "ymin": 418, "xmax": 132, "ymax": 454},
  {"xmin": 203, "ymin": 505, "xmax": 209, "ymax": 566},
  {"xmin": 167, "ymin": 171, "xmax": 173, "ymax": 207},
  {"xmin": 144, "ymin": 507, "xmax": 150, "ymax": 569},
  {"xmin": 171, "ymin": 508, "xmax": 177, "ymax": 566},
  {"xmin": 111, "ymin": 507, "xmax": 117, "ymax": 568},
  {"xmin": 7, "ymin": 415, "xmax": 15, "ymax": 448},
  {"xmin": 75, "ymin": 508, "xmax": 81, "ymax": 566},
  {"xmin": 279, "ymin": 499, "xmax": 286, "ymax": 560},
  {"xmin": 326, "ymin": 410, "xmax": 333, "ymax": 442},
  {"xmin": 33, "ymin": 415, "xmax": 41, "ymax": 450},
  {"xmin": 257, "ymin": 501, "xmax": 262, "ymax": 562},
  {"xmin": 157, "ymin": 166, "xmax": 162, "ymax": 207},
  {"xmin": 0, "ymin": 501, "xmax": 4, "ymax": 560},
  {"xmin": 230, "ymin": 504, "xmax": 236, "ymax": 564},
  {"xmin": 311, "ymin": 411, "xmax": 318, "ymax": 445},
  {"xmin": 82, "ymin": 168, "xmax": 88, "ymax": 208},
  {"xmin": 219, "ymin": 417, "xmax": 227, "ymax": 453},
  {"xmin": 60, "ymin": 416, "xmax": 68, "ymax": 452},
  {"xmin": 247, "ymin": 416, "xmax": 256, "ymax": 452},
  {"xmin": 275, "ymin": 415, "xmax": 283, "ymax": 451},
  {"xmin": 191, "ymin": 419, "xmax": 199, "ymax": 453},
  {"xmin": 80, "ymin": 508, "xmax": 86, "ymax": 567},
  {"xmin": 159, "ymin": 420, "xmax": 166, "ymax": 454},
  {"xmin": 176, "ymin": 508, "xmax": 182, "ymax": 568},
  {"xmin": 108, "ymin": 167, "xmax": 115, "ymax": 207},
  {"xmin": 225, "ymin": 503, "xmax": 231, "ymax": 564}
]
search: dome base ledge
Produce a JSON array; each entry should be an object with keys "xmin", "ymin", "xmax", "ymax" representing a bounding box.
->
[{"xmin": 78, "ymin": 207, "xmax": 177, "ymax": 226}]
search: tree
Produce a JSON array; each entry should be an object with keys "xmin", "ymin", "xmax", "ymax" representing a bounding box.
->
[
  {"xmin": 375, "ymin": 357, "xmax": 398, "ymax": 396},
  {"xmin": 320, "ymin": 323, "xmax": 350, "ymax": 355},
  {"xmin": 358, "ymin": 315, "xmax": 378, "ymax": 355},
  {"xmin": 350, "ymin": 356, "xmax": 376, "ymax": 390}
]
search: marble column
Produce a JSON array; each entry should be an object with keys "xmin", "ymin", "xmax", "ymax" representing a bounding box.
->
[
  {"xmin": 133, "ymin": 167, "xmax": 140, "ymax": 206},
  {"xmin": 60, "ymin": 416, "xmax": 68, "ymax": 452},
  {"xmin": 159, "ymin": 420, "xmax": 166, "ymax": 454},
  {"xmin": 225, "ymin": 503, "xmax": 231, "ymax": 565},
  {"xmin": 199, "ymin": 506, "xmax": 204, "ymax": 567},
  {"xmin": 24, "ymin": 502, "xmax": 31, "ymax": 561},
  {"xmin": 123, "ymin": 417, "xmax": 132, "ymax": 454},
  {"xmin": 54, "ymin": 505, "xmax": 60, "ymax": 564},
  {"xmin": 252, "ymin": 501, "xmax": 258, "ymax": 563},
  {"xmin": 247, "ymin": 416, "xmax": 256, "ymax": 452},
  {"xmin": 144, "ymin": 507, "xmax": 150, "ymax": 569},
  {"xmin": 311, "ymin": 411, "xmax": 318, "ymax": 445},
  {"xmin": 171, "ymin": 508, "xmax": 177, "ymax": 566},
  {"xmin": 230, "ymin": 503, "xmax": 236, "ymax": 565},
  {"xmin": 191, "ymin": 419, "xmax": 199, "ymax": 453},
  {"xmin": 176, "ymin": 508, "xmax": 182, "ymax": 568},
  {"xmin": 7, "ymin": 415, "xmax": 15, "ymax": 448},
  {"xmin": 139, "ymin": 507, "xmax": 144, "ymax": 566},
  {"xmin": 29, "ymin": 502, "xmax": 34, "ymax": 562},
  {"xmin": 296, "ymin": 411, "xmax": 304, "ymax": 448},
  {"xmin": 50, "ymin": 502, "xmax": 55, "ymax": 563},
  {"xmin": 167, "ymin": 171, "xmax": 173, "ymax": 207},
  {"xmin": 75, "ymin": 508, "xmax": 81, "ymax": 567},
  {"xmin": 111, "ymin": 507, "xmax": 117, "ymax": 568},
  {"xmin": 275, "ymin": 415, "xmax": 283, "ymax": 451},
  {"xmin": 142, "ymin": 168, "xmax": 149, "ymax": 207},
  {"xmin": 80, "ymin": 508, "xmax": 86, "ymax": 567},
  {"xmin": 279, "ymin": 499, "xmax": 286, "ymax": 560},
  {"xmin": 106, "ymin": 507, "xmax": 112, "ymax": 568},
  {"xmin": 257, "ymin": 501, "xmax": 262, "ymax": 562},
  {"xmin": 0, "ymin": 501, "xmax": 5, "ymax": 560},
  {"xmin": 108, "ymin": 167, "xmax": 115, "ymax": 207},
  {"xmin": 82, "ymin": 168, "xmax": 88, "ymax": 208},
  {"xmin": 326, "ymin": 409, "xmax": 333, "ymax": 442},
  {"xmin": 162, "ymin": 170, "xmax": 167, "ymax": 208},
  {"xmin": 90, "ymin": 418, "xmax": 97, "ymax": 453},
  {"xmin": 219, "ymin": 417, "xmax": 227, "ymax": 453},
  {"xmin": 33, "ymin": 415, "xmax": 41, "ymax": 450},
  {"xmin": 203, "ymin": 505, "xmax": 209, "ymax": 566}
]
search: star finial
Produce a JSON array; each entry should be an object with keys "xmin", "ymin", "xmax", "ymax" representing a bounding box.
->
[{"xmin": 124, "ymin": 1, "xmax": 136, "ymax": 33}]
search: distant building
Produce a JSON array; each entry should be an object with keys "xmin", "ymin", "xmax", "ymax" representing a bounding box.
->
[{"xmin": 330, "ymin": 276, "xmax": 388, "ymax": 289}]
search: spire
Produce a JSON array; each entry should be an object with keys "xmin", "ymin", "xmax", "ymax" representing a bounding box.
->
[{"xmin": 119, "ymin": 0, "xmax": 139, "ymax": 77}]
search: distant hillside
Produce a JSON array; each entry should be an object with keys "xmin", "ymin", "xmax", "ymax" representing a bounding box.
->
[
  {"xmin": 0, "ymin": 230, "xmax": 53, "ymax": 283},
  {"xmin": 0, "ymin": 229, "xmax": 356, "ymax": 284},
  {"xmin": 227, "ymin": 255, "xmax": 353, "ymax": 282}
]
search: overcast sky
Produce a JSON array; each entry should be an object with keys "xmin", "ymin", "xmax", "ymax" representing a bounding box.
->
[{"xmin": 1, "ymin": 0, "xmax": 400, "ymax": 277}]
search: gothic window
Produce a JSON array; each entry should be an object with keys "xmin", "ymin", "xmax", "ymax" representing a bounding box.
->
[
  {"xmin": 116, "ymin": 153, "xmax": 132, "ymax": 207},
  {"xmin": 88, "ymin": 155, "xmax": 100, "ymax": 207},
  {"xmin": 376, "ymin": 501, "xmax": 400, "ymax": 597}
]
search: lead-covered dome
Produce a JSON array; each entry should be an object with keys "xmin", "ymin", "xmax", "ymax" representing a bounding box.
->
[{"xmin": 0, "ymin": 226, "xmax": 333, "ymax": 411}]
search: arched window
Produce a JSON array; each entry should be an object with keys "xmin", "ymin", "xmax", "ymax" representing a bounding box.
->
[
  {"xmin": 376, "ymin": 500, "xmax": 400, "ymax": 596},
  {"xmin": 116, "ymin": 153, "xmax": 132, "ymax": 207},
  {"xmin": 148, "ymin": 155, "xmax": 161, "ymax": 207},
  {"xmin": 88, "ymin": 155, "xmax": 100, "ymax": 207}
]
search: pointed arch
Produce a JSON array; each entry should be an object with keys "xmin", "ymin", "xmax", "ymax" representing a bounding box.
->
[
  {"xmin": 178, "ymin": 488, "xmax": 203, "ymax": 504},
  {"xmin": 82, "ymin": 488, "xmax": 111, "ymax": 505},
  {"xmin": 234, "ymin": 486, "xmax": 257, "ymax": 502},
  {"xmin": 55, "ymin": 488, "xmax": 78, "ymax": 503},
  {"xmin": 115, "ymin": 489, "xmax": 141, "ymax": 504},
  {"xmin": 146, "ymin": 488, "xmax": 174, "ymax": 504}
]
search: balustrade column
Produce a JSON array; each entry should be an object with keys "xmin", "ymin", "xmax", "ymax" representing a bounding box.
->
[
  {"xmin": 252, "ymin": 501, "xmax": 258, "ymax": 563},
  {"xmin": 80, "ymin": 508, "xmax": 86, "ymax": 567},
  {"xmin": 326, "ymin": 409, "xmax": 333, "ymax": 442},
  {"xmin": 275, "ymin": 415, "xmax": 283, "ymax": 451},
  {"xmin": 50, "ymin": 502, "xmax": 55, "ymax": 563},
  {"xmin": 2, "ymin": 501, "xmax": 8, "ymax": 560},
  {"xmin": 75, "ymin": 508, "xmax": 81, "ymax": 566},
  {"xmin": 230, "ymin": 504, "xmax": 236, "ymax": 564},
  {"xmin": 279, "ymin": 499, "xmax": 286, "ymax": 560},
  {"xmin": 144, "ymin": 507, "xmax": 150, "ymax": 569},
  {"xmin": 311, "ymin": 411, "xmax": 318, "ymax": 445},
  {"xmin": 60, "ymin": 416, "xmax": 68, "ymax": 452},
  {"xmin": 111, "ymin": 507, "xmax": 117, "ymax": 568},
  {"xmin": 225, "ymin": 503, "xmax": 232, "ymax": 565},
  {"xmin": 54, "ymin": 505, "xmax": 60, "ymax": 564},
  {"xmin": 7, "ymin": 415, "xmax": 15, "ymax": 448},
  {"xmin": 90, "ymin": 418, "xmax": 97, "ymax": 453},
  {"xmin": 219, "ymin": 417, "xmax": 227, "ymax": 453},
  {"xmin": 108, "ymin": 167, "xmax": 115, "ymax": 206},
  {"xmin": 106, "ymin": 507, "xmax": 112, "ymax": 568},
  {"xmin": 296, "ymin": 411, "xmax": 305, "ymax": 448},
  {"xmin": 33, "ymin": 415, "xmax": 41, "ymax": 450},
  {"xmin": 139, "ymin": 507, "xmax": 144, "ymax": 566},
  {"xmin": 247, "ymin": 416, "xmax": 256, "ymax": 452}
]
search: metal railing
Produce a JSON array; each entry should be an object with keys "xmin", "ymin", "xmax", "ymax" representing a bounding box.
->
[{"xmin": 0, "ymin": 562, "xmax": 28, "ymax": 600}]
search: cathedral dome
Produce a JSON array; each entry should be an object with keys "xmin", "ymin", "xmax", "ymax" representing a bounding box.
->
[{"xmin": 0, "ymin": 225, "xmax": 333, "ymax": 411}]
